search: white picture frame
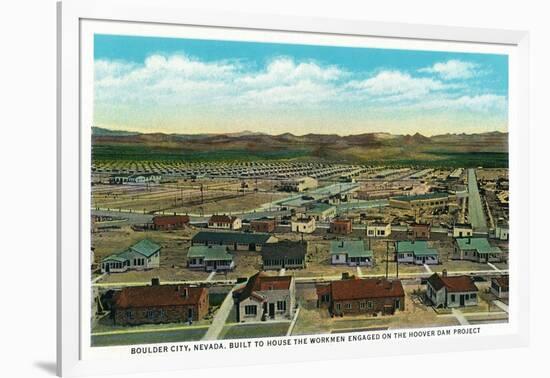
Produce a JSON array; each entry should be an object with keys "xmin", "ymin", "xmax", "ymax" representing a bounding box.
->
[{"xmin": 57, "ymin": 0, "xmax": 530, "ymax": 376}]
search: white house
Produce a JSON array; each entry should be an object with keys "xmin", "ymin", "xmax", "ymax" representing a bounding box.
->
[
  {"xmin": 187, "ymin": 245, "xmax": 235, "ymax": 271},
  {"xmin": 366, "ymin": 222, "xmax": 391, "ymax": 238},
  {"xmin": 453, "ymin": 223, "xmax": 473, "ymax": 238},
  {"xmin": 490, "ymin": 276, "xmax": 509, "ymax": 299},
  {"xmin": 330, "ymin": 240, "xmax": 373, "ymax": 266},
  {"xmin": 101, "ymin": 239, "xmax": 161, "ymax": 273},
  {"xmin": 208, "ymin": 214, "xmax": 242, "ymax": 230},
  {"xmin": 395, "ymin": 240, "xmax": 439, "ymax": 265},
  {"xmin": 291, "ymin": 217, "xmax": 316, "ymax": 234},
  {"xmin": 233, "ymin": 272, "xmax": 296, "ymax": 322},
  {"xmin": 494, "ymin": 224, "xmax": 509, "ymax": 241},
  {"xmin": 426, "ymin": 271, "xmax": 478, "ymax": 308}
]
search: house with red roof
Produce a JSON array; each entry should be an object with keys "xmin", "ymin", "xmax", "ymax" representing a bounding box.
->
[
  {"xmin": 208, "ymin": 214, "xmax": 242, "ymax": 230},
  {"xmin": 426, "ymin": 271, "xmax": 478, "ymax": 308},
  {"xmin": 152, "ymin": 215, "xmax": 190, "ymax": 230},
  {"xmin": 112, "ymin": 279, "xmax": 209, "ymax": 325},
  {"xmin": 490, "ymin": 276, "xmax": 509, "ymax": 299},
  {"xmin": 316, "ymin": 277, "xmax": 404, "ymax": 316},
  {"xmin": 233, "ymin": 272, "xmax": 296, "ymax": 322}
]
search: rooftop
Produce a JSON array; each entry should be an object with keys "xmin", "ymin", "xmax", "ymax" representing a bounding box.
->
[
  {"xmin": 114, "ymin": 284, "xmax": 206, "ymax": 309},
  {"xmin": 187, "ymin": 245, "xmax": 232, "ymax": 261},
  {"xmin": 455, "ymin": 238, "xmax": 503, "ymax": 254},
  {"xmin": 330, "ymin": 240, "xmax": 373, "ymax": 258},
  {"xmin": 153, "ymin": 215, "xmax": 189, "ymax": 225},
  {"xmin": 261, "ymin": 240, "xmax": 307, "ymax": 259},
  {"xmin": 396, "ymin": 240, "xmax": 438, "ymax": 256},
  {"xmin": 235, "ymin": 272, "xmax": 293, "ymax": 302},
  {"xmin": 427, "ymin": 273, "xmax": 477, "ymax": 293},
  {"xmin": 129, "ymin": 239, "xmax": 162, "ymax": 257},
  {"xmin": 330, "ymin": 278, "xmax": 404, "ymax": 301},
  {"xmin": 192, "ymin": 230, "xmax": 274, "ymax": 245}
]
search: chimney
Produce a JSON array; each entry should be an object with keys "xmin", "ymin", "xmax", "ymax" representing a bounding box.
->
[
  {"xmin": 442, "ymin": 269, "xmax": 448, "ymax": 277},
  {"xmin": 467, "ymin": 237, "xmax": 471, "ymax": 244},
  {"xmin": 340, "ymin": 240, "xmax": 344, "ymax": 248},
  {"xmin": 151, "ymin": 277, "xmax": 160, "ymax": 286}
]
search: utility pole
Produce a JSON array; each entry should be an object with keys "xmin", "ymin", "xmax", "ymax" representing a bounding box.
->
[
  {"xmin": 395, "ymin": 241, "xmax": 399, "ymax": 278},
  {"xmin": 385, "ymin": 241, "xmax": 389, "ymax": 279}
]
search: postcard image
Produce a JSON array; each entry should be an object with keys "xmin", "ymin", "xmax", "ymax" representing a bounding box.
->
[{"xmin": 89, "ymin": 31, "xmax": 510, "ymax": 349}]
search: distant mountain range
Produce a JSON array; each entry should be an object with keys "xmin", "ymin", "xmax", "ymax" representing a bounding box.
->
[{"xmin": 91, "ymin": 126, "xmax": 508, "ymax": 167}]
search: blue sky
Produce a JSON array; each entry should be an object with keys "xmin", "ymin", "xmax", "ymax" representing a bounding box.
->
[{"xmin": 94, "ymin": 34, "xmax": 509, "ymax": 136}]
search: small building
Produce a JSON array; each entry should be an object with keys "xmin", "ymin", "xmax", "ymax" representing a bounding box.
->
[
  {"xmin": 366, "ymin": 222, "xmax": 391, "ymax": 238},
  {"xmin": 395, "ymin": 240, "xmax": 439, "ymax": 265},
  {"xmin": 330, "ymin": 218, "xmax": 353, "ymax": 235},
  {"xmin": 191, "ymin": 230, "xmax": 277, "ymax": 251},
  {"xmin": 490, "ymin": 276, "xmax": 509, "ymax": 299},
  {"xmin": 389, "ymin": 192, "xmax": 452, "ymax": 211},
  {"xmin": 317, "ymin": 278, "xmax": 404, "ymax": 316},
  {"xmin": 305, "ymin": 203, "xmax": 337, "ymax": 221},
  {"xmin": 453, "ymin": 237, "xmax": 503, "ymax": 263},
  {"xmin": 112, "ymin": 279, "xmax": 209, "ymax": 325},
  {"xmin": 279, "ymin": 176, "xmax": 318, "ymax": 192},
  {"xmin": 495, "ymin": 223, "xmax": 509, "ymax": 241},
  {"xmin": 261, "ymin": 240, "xmax": 307, "ymax": 270},
  {"xmin": 187, "ymin": 245, "xmax": 234, "ymax": 271},
  {"xmin": 208, "ymin": 214, "xmax": 242, "ymax": 230},
  {"xmin": 426, "ymin": 272, "xmax": 478, "ymax": 308},
  {"xmin": 250, "ymin": 218, "xmax": 277, "ymax": 233},
  {"xmin": 453, "ymin": 223, "xmax": 473, "ymax": 238},
  {"xmin": 101, "ymin": 239, "xmax": 162, "ymax": 273},
  {"xmin": 330, "ymin": 240, "xmax": 373, "ymax": 266},
  {"xmin": 153, "ymin": 215, "xmax": 190, "ymax": 230},
  {"xmin": 291, "ymin": 217, "xmax": 316, "ymax": 234},
  {"xmin": 409, "ymin": 222, "xmax": 431, "ymax": 239},
  {"xmin": 233, "ymin": 272, "xmax": 296, "ymax": 322}
]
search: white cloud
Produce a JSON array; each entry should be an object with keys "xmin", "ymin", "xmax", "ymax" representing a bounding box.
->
[
  {"xmin": 419, "ymin": 59, "xmax": 479, "ymax": 80},
  {"xmin": 94, "ymin": 54, "xmax": 504, "ymax": 115},
  {"xmin": 347, "ymin": 70, "xmax": 446, "ymax": 102},
  {"xmin": 239, "ymin": 57, "xmax": 343, "ymax": 87}
]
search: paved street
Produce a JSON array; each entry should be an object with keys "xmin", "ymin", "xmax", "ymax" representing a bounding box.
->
[
  {"xmin": 467, "ymin": 169, "xmax": 488, "ymax": 232},
  {"xmin": 452, "ymin": 308, "xmax": 470, "ymax": 325},
  {"xmin": 202, "ymin": 288, "xmax": 236, "ymax": 340}
]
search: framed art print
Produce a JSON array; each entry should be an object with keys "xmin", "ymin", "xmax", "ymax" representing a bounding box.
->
[{"xmin": 57, "ymin": 0, "xmax": 530, "ymax": 376}]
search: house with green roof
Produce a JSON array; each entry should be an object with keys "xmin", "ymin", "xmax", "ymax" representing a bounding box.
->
[
  {"xmin": 305, "ymin": 202, "xmax": 337, "ymax": 221},
  {"xmin": 395, "ymin": 240, "xmax": 439, "ymax": 265},
  {"xmin": 187, "ymin": 245, "xmax": 234, "ymax": 271},
  {"xmin": 101, "ymin": 239, "xmax": 162, "ymax": 273},
  {"xmin": 330, "ymin": 240, "xmax": 373, "ymax": 266},
  {"xmin": 453, "ymin": 237, "xmax": 503, "ymax": 263}
]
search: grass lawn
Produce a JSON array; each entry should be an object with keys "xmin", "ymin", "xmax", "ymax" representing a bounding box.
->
[
  {"xmin": 91, "ymin": 328, "xmax": 208, "ymax": 347},
  {"xmin": 220, "ymin": 322, "xmax": 290, "ymax": 340}
]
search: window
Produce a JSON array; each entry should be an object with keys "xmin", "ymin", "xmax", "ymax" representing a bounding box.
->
[
  {"xmin": 335, "ymin": 303, "xmax": 341, "ymax": 311},
  {"xmin": 277, "ymin": 301, "xmax": 286, "ymax": 311},
  {"xmin": 367, "ymin": 301, "xmax": 373, "ymax": 309},
  {"xmin": 451, "ymin": 294, "xmax": 456, "ymax": 302},
  {"xmin": 360, "ymin": 301, "xmax": 366, "ymax": 309},
  {"xmin": 147, "ymin": 310, "xmax": 155, "ymax": 320},
  {"xmin": 345, "ymin": 303, "xmax": 352, "ymax": 310},
  {"xmin": 244, "ymin": 305, "xmax": 257, "ymax": 316},
  {"xmin": 126, "ymin": 310, "xmax": 134, "ymax": 319},
  {"xmin": 470, "ymin": 293, "xmax": 477, "ymax": 299}
]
